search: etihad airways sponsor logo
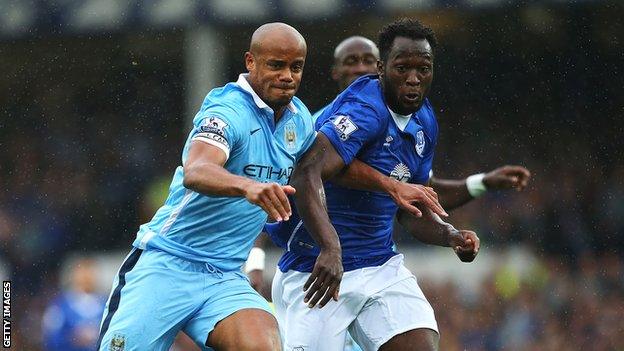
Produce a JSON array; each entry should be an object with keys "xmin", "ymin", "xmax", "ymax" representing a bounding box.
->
[{"xmin": 243, "ymin": 164, "xmax": 293, "ymax": 182}]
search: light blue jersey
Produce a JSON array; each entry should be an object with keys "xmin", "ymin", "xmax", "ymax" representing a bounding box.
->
[
  {"xmin": 132, "ymin": 74, "xmax": 315, "ymax": 272},
  {"xmin": 99, "ymin": 75, "xmax": 315, "ymax": 351}
]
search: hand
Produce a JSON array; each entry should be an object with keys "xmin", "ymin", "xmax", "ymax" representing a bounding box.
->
[
  {"xmin": 245, "ymin": 183, "xmax": 296, "ymax": 221},
  {"xmin": 448, "ymin": 229, "xmax": 480, "ymax": 262},
  {"xmin": 247, "ymin": 269, "xmax": 265, "ymax": 294},
  {"xmin": 303, "ymin": 248, "xmax": 343, "ymax": 308},
  {"xmin": 483, "ymin": 165, "xmax": 531, "ymax": 192},
  {"xmin": 388, "ymin": 182, "xmax": 448, "ymax": 218}
]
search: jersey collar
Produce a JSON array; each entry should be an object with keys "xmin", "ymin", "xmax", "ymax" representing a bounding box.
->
[{"xmin": 236, "ymin": 74, "xmax": 298, "ymax": 114}]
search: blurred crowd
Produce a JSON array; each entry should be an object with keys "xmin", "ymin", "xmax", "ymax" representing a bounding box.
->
[
  {"xmin": 427, "ymin": 252, "xmax": 624, "ymax": 351},
  {"xmin": 1, "ymin": 3, "xmax": 623, "ymax": 350}
]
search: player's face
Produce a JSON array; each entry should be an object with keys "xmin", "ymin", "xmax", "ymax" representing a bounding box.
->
[
  {"xmin": 380, "ymin": 37, "xmax": 433, "ymax": 115},
  {"xmin": 246, "ymin": 40, "xmax": 306, "ymax": 109},
  {"xmin": 332, "ymin": 42, "xmax": 379, "ymax": 91}
]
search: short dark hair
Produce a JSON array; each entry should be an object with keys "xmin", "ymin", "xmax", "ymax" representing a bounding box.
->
[{"xmin": 377, "ymin": 18, "xmax": 437, "ymax": 61}]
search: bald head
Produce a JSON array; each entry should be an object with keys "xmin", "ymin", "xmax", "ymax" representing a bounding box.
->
[
  {"xmin": 332, "ymin": 36, "xmax": 380, "ymax": 91},
  {"xmin": 250, "ymin": 22, "xmax": 307, "ymax": 56},
  {"xmin": 244, "ymin": 23, "xmax": 307, "ymax": 119},
  {"xmin": 334, "ymin": 36, "xmax": 379, "ymax": 62}
]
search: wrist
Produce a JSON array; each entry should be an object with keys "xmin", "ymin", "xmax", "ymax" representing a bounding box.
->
[
  {"xmin": 466, "ymin": 173, "xmax": 487, "ymax": 198},
  {"xmin": 444, "ymin": 225, "xmax": 460, "ymax": 247},
  {"xmin": 320, "ymin": 242, "xmax": 342, "ymax": 254},
  {"xmin": 244, "ymin": 247, "xmax": 266, "ymax": 273}
]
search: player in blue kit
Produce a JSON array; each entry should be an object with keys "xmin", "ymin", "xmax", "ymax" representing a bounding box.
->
[
  {"xmin": 271, "ymin": 19, "xmax": 479, "ymax": 351},
  {"xmin": 97, "ymin": 23, "xmax": 322, "ymax": 351}
]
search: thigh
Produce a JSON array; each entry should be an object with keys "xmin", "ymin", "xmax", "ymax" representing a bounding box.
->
[
  {"xmin": 185, "ymin": 271, "xmax": 278, "ymax": 351},
  {"xmin": 206, "ymin": 308, "xmax": 281, "ymax": 351},
  {"xmin": 273, "ymin": 269, "xmax": 363, "ymax": 351},
  {"xmin": 378, "ymin": 329, "xmax": 439, "ymax": 351},
  {"xmin": 98, "ymin": 249, "xmax": 201, "ymax": 351},
  {"xmin": 350, "ymin": 277, "xmax": 439, "ymax": 351}
]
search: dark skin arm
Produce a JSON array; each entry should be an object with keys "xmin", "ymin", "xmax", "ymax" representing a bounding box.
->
[
  {"xmin": 397, "ymin": 204, "xmax": 480, "ymax": 262},
  {"xmin": 332, "ymin": 160, "xmax": 448, "ymax": 218},
  {"xmin": 290, "ymin": 133, "xmax": 345, "ymax": 308},
  {"xmin": 431, "ymin": 165, "xmax": 531, "ymax": 210},
  {"xmin": 247, "ymin": 233, "xmax": 268, "ymax": 294}
]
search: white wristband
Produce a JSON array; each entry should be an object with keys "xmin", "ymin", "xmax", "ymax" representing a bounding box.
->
[
  {"xmin": 466, "ymin": 173, "xmax": 487, "ymax": 198},
  {"xmin": 245, "ymin": 247, "xmax": 266, "ymax": 273}
]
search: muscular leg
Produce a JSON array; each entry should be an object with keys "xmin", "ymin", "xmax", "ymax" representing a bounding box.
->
[
  {"xmin": 378, "ymin": 328, "xmax": 438, "ymax": 351},
  {"xmin": 206, "ymin": 308, "xmax": 281, "ymax": 351}
]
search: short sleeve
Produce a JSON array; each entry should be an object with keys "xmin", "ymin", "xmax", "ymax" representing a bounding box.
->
[
  {"xmin": 190, "ymin": 104, "xmax": 242, "ymax": 161},
  {"xmin": 317, "ymin": 102, "xmax": 384, "ymax": 165}
]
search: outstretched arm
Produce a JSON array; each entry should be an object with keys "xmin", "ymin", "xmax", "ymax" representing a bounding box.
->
[
  {"xmin": 290, "ymin": 133, "xmax": 346, "ymax": 308},
  {"xmin": 396, "ymin": 204, "xmax": 480, "ymax": 262},
  {"xmin": 431, "ymin": 165, "xmax": 531, "ymax": 210},
  {"xmin": 331, "ymin": 160, "xmax": 448, "ymax": 218}
]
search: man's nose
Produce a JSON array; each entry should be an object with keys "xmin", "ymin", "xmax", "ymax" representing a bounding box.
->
[
  {"xmin": 405, "ymin": 70, "xmax": 421, "ymax": 86},
  {"xmin": 280, "ymin": 69, "xmax": 294, "ymax": 81},
  {"xmin": 352, "ymin": 61, "xmax": 375, "ymax": 75}
]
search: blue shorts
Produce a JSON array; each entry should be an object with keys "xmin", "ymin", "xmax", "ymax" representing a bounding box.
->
[{"xmin": 97, "ymin": 248, "xmax": 273, "ymax": 351}]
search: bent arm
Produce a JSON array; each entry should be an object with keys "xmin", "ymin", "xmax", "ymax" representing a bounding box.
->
[
  {"xmin": 431, "ymin": 165, "xmax": 531, "ymax": 210},
  {"xmin": 332, "ymin": 160, "xmax": 447, "ymax": 218},
  {"xmin": 183, "ymin": 141, "xmax": 256, "ymax": 196},
  {"xmin": 290, "ymin": 133, "xmax": 344, "ymax": 251},
  {"xmin": 429, "ymin": 177, "xmax": 472, "ymax": 211},
  {"xmin": 184, "ymin": 141, "xmax": 294, "ymax": 221},
  {"xmin": 397, "ymin": 204, "xmax": 480, "ymax": 262},
  {"xmin": 396, "ymin": 203, "xmax": 457, "ymax": 247}
]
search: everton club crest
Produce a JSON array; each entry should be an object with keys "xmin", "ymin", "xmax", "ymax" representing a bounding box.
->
[{"xmin": 415, "ymin": 130, "xmax": 425, "ymax": 156}]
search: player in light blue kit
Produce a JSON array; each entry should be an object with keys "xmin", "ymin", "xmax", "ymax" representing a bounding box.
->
[
  {"xmin": 97, "ymin": 23, "xmax": 318, "ymax": 351},
  {"xmin": 271, "ymin": 19, "xmax": 480, "ymax": 351}
]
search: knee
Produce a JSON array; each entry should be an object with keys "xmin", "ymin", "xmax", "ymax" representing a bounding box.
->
[{"xmin": 234, "ymin": 331, "xmax": 281, "ymax": 351}]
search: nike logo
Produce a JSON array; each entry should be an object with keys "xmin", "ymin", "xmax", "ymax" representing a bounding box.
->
[{"xmin": 250, "ymin": 128, "xmax": 261, "ymax": 135}]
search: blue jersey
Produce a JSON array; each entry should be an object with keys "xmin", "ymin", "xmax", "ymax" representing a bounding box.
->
[
  {"xmin": 133, "ymin": 74, "xmax": 316, "ymax": 272},
  {"xmin": 269, "ymin": 75, "xmax": 438, "ymax": 273},
  {"xmin": 42, "ymin": 291, "xmax": 106, "ymax": 351}
]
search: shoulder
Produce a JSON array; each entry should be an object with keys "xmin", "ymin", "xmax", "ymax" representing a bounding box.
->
[
  {"xmin": 193, "ymin": 83, "xmax": 253, "ymax": 129},
  {"xmin": 336, "ymin": 75, "xmax": 388, "ymax": 119}
]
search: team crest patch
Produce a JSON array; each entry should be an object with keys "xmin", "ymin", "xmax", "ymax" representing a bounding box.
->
[
  {"xmin": 415, "ymin": 130, "xmax": 425, "ymax": 156},
  {"xmin": 284, "ymin": 123, "xmax": 296, "ymax": 149},
  {"xmin": 110, "ymin": 334, "xmax": 126, "ymax": 351},
  {"xmin": 390, "ymin": 162, "xmax": 411, "ymax": 182},
  {"xmin": 332, "ymin": 115, "xmax": 358, "ymax": 141}
]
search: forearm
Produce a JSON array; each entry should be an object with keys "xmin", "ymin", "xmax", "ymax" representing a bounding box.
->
[
  {"xmin": 291, "ymin": 165, "xmax": 341, "ymax": 250},
  {"xmin": 183, "ymin": 161, "xmax": 256, "ymax": 197},
  {"xmin": 429, "ymin": 177, "xmax": 473, "ymax": 210},
  {"xmin": 397, "ymin": 204, "xmax": 457, "ymax": 247},
  {"xmin": 331, "ymin": 159, "xmax": 396, "ymax": 193}
]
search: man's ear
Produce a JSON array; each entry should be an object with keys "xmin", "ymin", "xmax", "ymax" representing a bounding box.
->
[
  {"xmin": 245, "ymin": 52, "xmax": 255, "ymax": 72},
  {"xmin": 331, "ymin": 65, "xmax": 339, "ymax": 82}
]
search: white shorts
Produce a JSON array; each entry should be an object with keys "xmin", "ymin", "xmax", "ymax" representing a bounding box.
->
[{"xmin": 272, "ymin": 254, "xmax": 438, "ymax": 351}]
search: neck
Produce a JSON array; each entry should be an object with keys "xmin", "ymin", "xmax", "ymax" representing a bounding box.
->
[{"xmin": 271, "ymin": 104, "xmax": 287, "ymax": 122}]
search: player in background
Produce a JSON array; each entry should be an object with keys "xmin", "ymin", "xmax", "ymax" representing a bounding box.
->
[
  {"xmin": 42, "ymin": 258, "xmax": 106, "ymax": 351},
  {"xmin": 97, "ymin": 22, "xmax": 326, "ymax": 351},
  {"xmin": 272, "ymin": 18, "xmax": 478, "ymax": 351}
]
